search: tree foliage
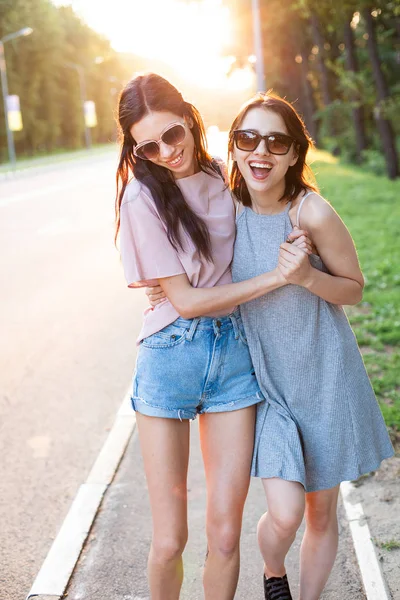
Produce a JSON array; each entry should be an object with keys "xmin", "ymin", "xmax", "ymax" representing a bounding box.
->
[
  {"xmin": 0, "ymin": 0, "xmax": 128, "ymax": 160},
  {"xmin": 0, "ymin": 0, "xmax": 399, "ymax": 178},
  {"xmin": 229, "ymin": 0, "xmax": 399, "ymax": 178}
]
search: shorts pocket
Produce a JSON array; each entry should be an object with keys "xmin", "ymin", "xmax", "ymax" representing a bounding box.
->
[{"xmin": 142, "ymin": 323, "xmax": 188, "ymax": 349}]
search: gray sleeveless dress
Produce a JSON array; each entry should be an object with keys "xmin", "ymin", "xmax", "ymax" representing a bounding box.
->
[{"xmin": 231, "ymin": 194, "xmax": 394, "ymax": 492}]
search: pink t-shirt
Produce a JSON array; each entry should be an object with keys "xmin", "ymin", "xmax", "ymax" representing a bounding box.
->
[{"xmin": 119, "ymin": 169, "xmax": 237, "ymax": 343}]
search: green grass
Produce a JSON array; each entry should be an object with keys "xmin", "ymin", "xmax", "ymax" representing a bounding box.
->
[
  {"xmin": 372, "ymin": 538, "xmax": 400, "ymax": 551},
  {"xmin": 311, "ymin": 151, "xmax": 400, "ymax": 440}
]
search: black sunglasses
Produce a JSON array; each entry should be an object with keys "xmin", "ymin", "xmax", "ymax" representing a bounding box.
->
[{"xmin": 233, "ymin": 130, "xmax": 296, "ymax": 155}]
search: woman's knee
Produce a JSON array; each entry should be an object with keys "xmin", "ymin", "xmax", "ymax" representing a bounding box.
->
[
  {"xmin": 305, "ymin": 505, "xmax": 337, "ymax": 534},
  {"xmin": 151, "ymin": 531, "xmax": 188, "ymax": 565},
  {"xmin": 260, "ymin": 506, "xmax": 303, "ymax": 538},
  {"xmin": 305, "ymin": 489, "xmax": 339, "ymax": 534},
  {"xmin": 207, "ymin": 518, "xmax": 241, "ymax": 558}
]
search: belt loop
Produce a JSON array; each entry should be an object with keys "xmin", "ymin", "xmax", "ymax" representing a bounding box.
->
[
  {"xmin": 229, "ymin": 311, "xmax": 240, "ymax": 340},
  {"xmin": 213, "ymin": 319, "xmax": 221, "ymax": 337},
  {"xmin": 186, "ymin": 317, "xmax": 200, "ymax": 342}
]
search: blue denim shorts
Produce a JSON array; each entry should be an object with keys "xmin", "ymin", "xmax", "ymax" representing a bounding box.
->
[{"xmin": 131, "ymin": 309, "xmax": 263, "ymax": 420}]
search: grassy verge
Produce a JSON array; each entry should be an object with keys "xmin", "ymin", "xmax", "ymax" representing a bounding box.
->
[
  {"xmin": 310, "ymin": 150, "xmax": 400, "ymax": 445},
  {"xmin": 373, "ymin": 538, "xmax": 400, "ymax": 551},
  {"xmin": 0, "ymin": 143, "xmax": 116, "ymax": 174}
]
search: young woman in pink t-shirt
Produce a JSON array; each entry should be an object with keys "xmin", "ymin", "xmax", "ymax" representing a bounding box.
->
[{"xmin": 115, "ymin": 73, "xmax": 311, "ymax": 600}]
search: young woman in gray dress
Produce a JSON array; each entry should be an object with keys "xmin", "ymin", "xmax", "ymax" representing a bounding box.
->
[{"xmin": 228, "ymin": 92, "xmax": 394, "ymax": 600}]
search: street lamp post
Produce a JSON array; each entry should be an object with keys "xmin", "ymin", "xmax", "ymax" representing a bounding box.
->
[
  {"xmin": 252, "ymin": 0, "xmax": 265, "ymax": 92},
  {"xmin": 65, "ymin": 62, "xmax": 91, "ymax": 150},
  {"xmin": 0, "ymin": 27, "xmax": 33, "ymax": 168}
]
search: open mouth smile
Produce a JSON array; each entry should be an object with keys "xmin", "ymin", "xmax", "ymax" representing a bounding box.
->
[
  {"xmin": 166, "ymin": 150, "xmax": 184, "ymax": 168},
  {"xmin": 249, "ymin": 160, "xmax": 273, "ymax": 180}
]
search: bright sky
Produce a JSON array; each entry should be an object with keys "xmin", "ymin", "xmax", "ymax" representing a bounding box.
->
[{"xmin": 53, "ymin": 0, "xmax": 255, "ymax": 89}]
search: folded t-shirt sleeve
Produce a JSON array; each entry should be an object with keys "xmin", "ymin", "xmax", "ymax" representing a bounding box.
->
[{"xmin": 119, "ymin": 184, "xmax": 186, "ymax": 288}]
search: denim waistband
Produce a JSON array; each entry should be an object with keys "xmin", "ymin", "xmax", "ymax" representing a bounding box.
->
[{"xmin": 174, "ymin": 308, "xmax": 241, "ymax": 340}]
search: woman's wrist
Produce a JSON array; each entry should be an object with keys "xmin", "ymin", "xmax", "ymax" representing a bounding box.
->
[
  {"xmin": 301, "ymin": 266, "xmax": 317, "ymax": 290},
  {"xmin": 261, "ymin": 268, "xmax": 286, "ymax": 291}
]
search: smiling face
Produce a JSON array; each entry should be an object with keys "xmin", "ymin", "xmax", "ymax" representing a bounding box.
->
[
  {"xmin": 130, "ymin": 110, "xmax": 197, "ymax": 179},
  {"xmin": 232, "ymin": 107, "xmax": 299, "ymax": 203}
]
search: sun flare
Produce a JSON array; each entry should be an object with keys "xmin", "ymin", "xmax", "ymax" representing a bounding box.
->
[{"xmin": 54, "ymin": 0, "xmax": 255, "ymax": 90}]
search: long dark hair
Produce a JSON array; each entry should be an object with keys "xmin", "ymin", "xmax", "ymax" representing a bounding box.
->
[
  {"xmin": 115, "ymin": 73, "xmax": 222, "ymax": 261},
  {"xmin": 228, "ymin": 91, "xmax": 318, "ymax": 206}
]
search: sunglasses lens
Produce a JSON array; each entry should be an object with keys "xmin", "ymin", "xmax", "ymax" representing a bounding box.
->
[
  {"xmin": 136, "ymin": 141, "xmax": 159, "ymax": 160},
  {"xmin": 162, "ymin": 124, "xmax": 186, "ymax": 146},
  {"xmin": 235, "ymin": 131, "xmax": 258, "ymax": 151},
  {"xmin": 268, "ymin": 135, "xmax": 292, "ymax": 154},
  {"xmin": 134, "ymin": 123, "xmax": 186, "ymax": 160}
]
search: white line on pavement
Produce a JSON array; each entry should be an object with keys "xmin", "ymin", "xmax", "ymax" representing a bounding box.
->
[
  {"xmin": 341, "ymin": 481, "xmax": 390, "ymax": 600},
  {"xmin": 25, "ymin": 388, "xmax": 134, "ymax": 600}
]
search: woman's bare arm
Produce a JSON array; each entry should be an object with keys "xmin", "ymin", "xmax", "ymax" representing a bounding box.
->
[
  {"xmin": 278, "ymin": 193, "xmax": 364, "ymax": 305},
  {"xmin": 158, "ymin": 269, "xmax": 285, "ymax": 319},
  {"xmin": 146, "ymin": 229, "xmax": 314, "ymax": 312}
]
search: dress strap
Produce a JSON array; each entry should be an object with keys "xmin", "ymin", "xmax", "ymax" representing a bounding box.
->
[
  {"xmin": 235, "ymin": 200, "xmax": 245, "ymax": 218},
  {"xmin": 296, "ymin": 191, "xmax": 314, "ymax": 227}
]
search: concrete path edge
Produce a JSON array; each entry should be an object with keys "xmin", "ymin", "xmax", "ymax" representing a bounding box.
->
[
  {"xmin": 340, "ymin": 481, "xmax": 391, "ymax": 600},
  {"xmin": 25, "ymin": 391, "xmax": 134, "ymax": 600}
]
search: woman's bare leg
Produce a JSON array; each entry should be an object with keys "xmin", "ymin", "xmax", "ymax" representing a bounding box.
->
[
  {"xmin": 199, "ymin": 406, "xmax": 256, "ymax": 600},
  {"xmin": 299, "ymin": 485, "xmax": 340, "ymax": 600},
  {"xmin": 258, "ymin": 479, "xmax": 305, "ymax": 578},
  {"xmin": 136, "ymin": 413, "xmax": 190, "ymax": 600}
]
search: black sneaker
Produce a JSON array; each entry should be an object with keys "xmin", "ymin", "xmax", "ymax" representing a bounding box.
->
[{"xmin": 263, "ymin": 574, "xmax": 293, "ymax": 600}]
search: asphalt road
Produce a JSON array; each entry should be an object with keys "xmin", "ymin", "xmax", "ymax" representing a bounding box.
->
[{"xmin": 0, "ymin": 152, "xmax": 148, "ymax": 600}]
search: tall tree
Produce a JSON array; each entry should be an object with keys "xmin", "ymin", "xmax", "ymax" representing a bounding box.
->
[
  {"xmin": 298, "ymin": 47, "xmax": 319, "ymax": 144},
  {"xmin": 362, "ymin": 5, "xmax": 399, "ymax": 178},
  {"xmin": 343, "ymin": 15, "xmax": 368, "ymax": 162},
  {"xmin": 0, "ymin": 0, "xmax": 130, "ymax": 160}
]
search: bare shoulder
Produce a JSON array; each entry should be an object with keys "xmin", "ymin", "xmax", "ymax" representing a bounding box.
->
[{"xmin": 297, "ymin": 191, "xmax": 340, "ymax": 230}]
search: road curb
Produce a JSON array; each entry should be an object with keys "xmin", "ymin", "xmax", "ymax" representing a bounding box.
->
[
  {"xmin": 341, "ymin": 480, "xmax": 391, "ymax": 600},
  {"xmin": 25, "ymin": 596, "xmax": 62, "ymax": 600},
  {"xmin": 25, "ymin": 389, "xmax": 135, "ymax": 600}
]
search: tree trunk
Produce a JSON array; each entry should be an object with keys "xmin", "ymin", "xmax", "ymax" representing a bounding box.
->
[
  {"xmin": 310, "ymin": 13, "xmax": 332, "ymax": 106},
  {"xmin": 299, "ymin": 49, "xmax": 319, "ymax": 145},
  {"xmin": 362, "ymin": 7, "xmax": 399, "ymax": 179},
  {"xmin": 310, "ymin": 12, "xmax": 339, "ymax": 153},
  {"xmin": 343, "ymin": 20, "xmax": 368, "ymax": 162}
]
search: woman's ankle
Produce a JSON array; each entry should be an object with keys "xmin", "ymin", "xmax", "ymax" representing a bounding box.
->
[{"xmin": 264, "ymin": 565, "xmax": 287, "ymax": 579}]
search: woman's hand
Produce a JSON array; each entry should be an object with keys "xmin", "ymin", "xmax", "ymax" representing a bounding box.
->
[
  {"xmin": 278, "ymin": 242, "xmax": 312, "ymax": 286},
  {"xmin": 145, "ymin": 285, "xmax": 166, "ymax": 307},
  {"xmin": 286, "ymin": 226, "xmax": 317, "ymax": 255}
]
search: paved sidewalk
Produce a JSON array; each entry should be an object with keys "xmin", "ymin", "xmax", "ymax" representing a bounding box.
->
[{"xmin": 65, "ymin": 422, "xmax": 365, "ymax": 600}]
